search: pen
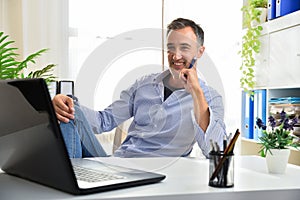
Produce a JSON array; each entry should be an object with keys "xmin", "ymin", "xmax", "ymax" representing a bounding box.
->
[
  {"xmin": 223, "ymin": 135, "xmax": 227, "ymax": 152},
  {"xmin": 210, "ymin": 139, "xmax": 215, "ymax": 152},
  {"xmin": 188, "ymin": 56, "xmax": 197, "ymax": 69},
  {"xmin": 184, "ymin": 57, "xmax": 197, "ymax": 79}
]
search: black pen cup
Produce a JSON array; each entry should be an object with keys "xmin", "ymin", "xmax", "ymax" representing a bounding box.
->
[{"xmin": 208, "ymin": 151, "xmax": 234, "ymax": 188}]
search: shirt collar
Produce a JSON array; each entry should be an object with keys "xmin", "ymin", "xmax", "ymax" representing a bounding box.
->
[
  {"xmin": 153, "ymin": 69, "xmax": 208, "ymax": 89},
  {"xmin": 153, "ymin": 69, "xmax": 171, "ymax": 84}
]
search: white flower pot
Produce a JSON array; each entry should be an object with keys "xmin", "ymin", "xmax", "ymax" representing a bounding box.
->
[
  {"xmin": 266, "ymin": 149, "xmax": 290, "ymax": 174},
  {"xmin": 251, "ymin": 8, "xmax": 268, "ymax": 27}
]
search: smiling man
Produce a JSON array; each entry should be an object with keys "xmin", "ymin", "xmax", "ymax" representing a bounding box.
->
[{"xmin": 52, "ymin": 18, "xmax": 226, "ymax": 158}]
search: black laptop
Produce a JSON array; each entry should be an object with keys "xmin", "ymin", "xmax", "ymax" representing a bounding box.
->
[{"xmin": 0, "ymin": 78, "xmax": 165, "ymax": 195}]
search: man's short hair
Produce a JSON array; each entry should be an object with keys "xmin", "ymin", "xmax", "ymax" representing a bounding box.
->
[{"xmin": 167, "ymin": 18, "xmax": 204, "ymax": 46}]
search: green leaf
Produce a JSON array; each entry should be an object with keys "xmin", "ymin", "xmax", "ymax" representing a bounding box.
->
[
  {"xmin": 239, "ymin": 2, "xmax": 264, "ymax": 92},
  {"xmin": 0, "ymin": 31, "xmax": 56, "ymax": 81},
  {"xmin": 25, "ymin": 64, "xmax": 57, "ymax": 84}
]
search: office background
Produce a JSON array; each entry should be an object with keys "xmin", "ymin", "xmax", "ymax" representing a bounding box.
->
[{"xmin": 1, "ymin": 0, "xmax": 243, "ymax": 154}]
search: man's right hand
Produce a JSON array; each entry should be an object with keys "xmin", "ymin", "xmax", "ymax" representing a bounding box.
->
[{"xmin": 52, "ymin": 94, "xmax": 75, "ymax": 123}]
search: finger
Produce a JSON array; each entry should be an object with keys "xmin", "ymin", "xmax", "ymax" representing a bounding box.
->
[
  {"xmin": 56, "ymin": 113, "xmax": 70, "ymax": 123},
  {"xmin": 56, "ymin": 95, "xmax": 75, "ymax": 114},
  {"xmin": 52, "ymin": 96, "xmax": 75, "ymax": 121},
  {"xmin": 56, "ymin": 107, "xmax": 75, "ymax": 120},
  {"xmin": 180, "ymin": 69, "xmax": 188, "ymax": 81},
  {"xmin": 65, "ymin": 97, "xmax": 75, "ymax": 113},
  {"xmin": 54, "ymin": 100, "xmax": 75, "ymax": 117}
]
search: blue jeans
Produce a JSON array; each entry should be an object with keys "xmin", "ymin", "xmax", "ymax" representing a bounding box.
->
[{"xmin": 60, "ymin": 104, "xmax": 107, "ymax": 158}]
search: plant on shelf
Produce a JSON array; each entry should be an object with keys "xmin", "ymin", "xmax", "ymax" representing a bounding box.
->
[
  {"xmin": 0, "ymin": 31, "xmax": 56, "ymax": 84},
  {"xmin": 256, "ymin": 110, "xmax": 300, "ymax": 157},
  {"xmin": 239, "ymin": 0, "xmax": 267, "ymax": 96},
  {"xmin": 251, "ymin": 0, "xmax": 268, "ymax": 8}
]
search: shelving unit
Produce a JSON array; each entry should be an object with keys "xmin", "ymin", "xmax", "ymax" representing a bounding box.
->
[
  {"xmin": 241, "ymin": 10, "xmax": 300, "ymax": 163},
  {"xmin": 256, "ymin": 9, "xmax": 300, "ymax": 122},
  {"xmin": 255, "ymin": 10, "xmax": 300, "ymax": 89}
]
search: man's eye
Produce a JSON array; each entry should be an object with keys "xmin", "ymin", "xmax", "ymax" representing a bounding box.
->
[
  {"xmin": 181, "ymin": 46, "xmax": 190, "ymax": 51},
  {"xmin": 167, "ymin": 48, "xmax": 176, "ymax": 53},
  {"xmin": 167, "ymin": 47, "xmax": 175, "ymax": 51}
]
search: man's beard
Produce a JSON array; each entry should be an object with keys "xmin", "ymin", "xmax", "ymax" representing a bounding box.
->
[{"xmin": 169, "ymin": 68, "xmax": 181, "ymax": 79}]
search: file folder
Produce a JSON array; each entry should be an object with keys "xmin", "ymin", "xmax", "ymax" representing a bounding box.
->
[
  {"xmin": 268, "ymin": 0, "xmax": 276, "ymax": 20},
  {"xmin": 241, "ymin": 91, "xmax": 254, "ymax": 139},
  {"xmin": 276, "ymin": 0, "xmax": 300, "ymax": 18},
  {"xmin": 253, "ymin": 90, "xmax": 267, "ymax": 141}
]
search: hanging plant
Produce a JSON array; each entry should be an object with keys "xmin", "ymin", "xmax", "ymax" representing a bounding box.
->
[{"xmin": 239, "ymin": 0, "xmax": 267, "ymax": 96}]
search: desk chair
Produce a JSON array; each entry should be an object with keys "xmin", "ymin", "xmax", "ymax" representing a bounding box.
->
[{"xmin": 112, "ymin": 119, "xmax": 131, "ymax": 153}]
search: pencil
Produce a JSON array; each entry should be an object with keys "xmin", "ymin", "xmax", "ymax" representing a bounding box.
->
[{"xmin": 209, "ymin": 129, "xmax": 240, "ymax": 181}]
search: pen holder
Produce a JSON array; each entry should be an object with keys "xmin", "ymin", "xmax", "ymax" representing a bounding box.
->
[{"xmin": 208, "ymin": 151, "xmax": 234, "ymax": 188}]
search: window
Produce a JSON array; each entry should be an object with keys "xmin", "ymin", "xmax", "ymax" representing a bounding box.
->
[{"xmin": 69, "ymin": 0, "xmax": 163, "ymax": 109}]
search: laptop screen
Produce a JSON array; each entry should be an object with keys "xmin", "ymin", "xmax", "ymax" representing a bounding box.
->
[{"xmin": 0, "ymin": 79, "xmax": 78, "ymax": 193}]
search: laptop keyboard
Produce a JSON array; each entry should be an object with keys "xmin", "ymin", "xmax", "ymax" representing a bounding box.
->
[{"xmin": 73, "ymin": 165, "xmax": 125, "ymax": 183}]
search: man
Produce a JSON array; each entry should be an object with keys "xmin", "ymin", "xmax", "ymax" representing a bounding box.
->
[{"xmin": 52, "ymin": 18, "xmax": 226, "ymax": 158}]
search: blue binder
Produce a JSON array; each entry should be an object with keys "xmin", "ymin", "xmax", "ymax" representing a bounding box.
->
[
  {"xmin": 253, "ymin": 90, "xmax": 267, "ymax": 141},
  {"xmin": 241, "ymin": 91, "xmax": 254, "ymax": 139},
  {"xmin": 268, "ymin": 0, "xmax": 276, "ymax": 20},
  {"xmin": 276, "ymin": 0, "xmax": 300, "ymax": 17}
]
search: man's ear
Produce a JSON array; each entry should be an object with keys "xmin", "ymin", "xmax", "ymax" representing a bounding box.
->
[{"xmin": 197, "ymin": 46, "xmax": 205, "ymax": 58}]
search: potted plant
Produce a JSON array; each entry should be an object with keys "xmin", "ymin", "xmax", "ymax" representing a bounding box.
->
[
  {"xmin": 251, "ymin": 0, "xmax": 268, "ymax": 25},
  {"xmin": 256, "ymin": 110, "xmax": 300, "ymax": 173},
  {"xmin": 239, "ymin": 0, "xmax": 267, "ymax": 96},
  {"xmin": 0, "ymin": 31, "xmax": 56, "ymax": 84}
]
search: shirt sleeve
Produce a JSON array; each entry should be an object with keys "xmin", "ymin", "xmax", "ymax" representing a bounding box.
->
[
  {"xmin": 80, "ymin": 80, "xmax": 138, "ymax": 134},
  {"xmin": 191, "ymin": 87, "xmax": 227, "ymax": 158}
]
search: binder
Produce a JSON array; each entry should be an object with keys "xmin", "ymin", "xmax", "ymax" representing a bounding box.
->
[
  {"xmin": 268, "ymin": 0, "xmax": 276, "ymax": 20},
  {"xmin": 276, "ymin": 0, "xmax": 300, "ymax": 18},
  {"xmin": 241, "ymin": 91, "xmax": 254, "ymax": 139},
  {"xmin": 253, "ymin": 90, "xmax": 267, "ymax": 141}
]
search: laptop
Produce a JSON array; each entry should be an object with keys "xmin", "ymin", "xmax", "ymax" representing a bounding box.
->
[{"xmin": 0, "ymin": 78, "xmax": 166, "ymax": 195}]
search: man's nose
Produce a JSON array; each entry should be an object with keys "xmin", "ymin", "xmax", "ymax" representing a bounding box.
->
[{"xmin": 172, "ymin": 49, "xmax": 183, "ymax": 60}]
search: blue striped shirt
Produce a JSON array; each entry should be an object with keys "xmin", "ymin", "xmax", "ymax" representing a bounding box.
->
[{"xmin": 83, "ymin": 70, "xmax": 226, "ymax": 158}]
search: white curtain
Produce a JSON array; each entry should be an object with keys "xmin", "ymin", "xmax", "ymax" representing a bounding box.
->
[{"xmin": 1, "ymin": 0, "xmax": 69, "ymax": 79}]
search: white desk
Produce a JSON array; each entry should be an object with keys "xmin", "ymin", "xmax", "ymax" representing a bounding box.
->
[{"xmin": 1, "ymin": 156, "xmax": 300, "ymax": 200}]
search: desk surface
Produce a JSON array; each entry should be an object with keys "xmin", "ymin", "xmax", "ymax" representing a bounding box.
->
[{"xmin": 1, "ymin": 156, "xmax": 300, "ymax": 200}]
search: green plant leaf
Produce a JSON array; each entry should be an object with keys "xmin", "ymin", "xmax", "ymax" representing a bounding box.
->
[
  {"xmin": 0, "ymin": 31, "xmax": 56, "ymax": 82},
  {"xmin": 239, "ymin": 2, "xmax": 265, "ymax": 94},
  {"xmin": 26, "ymin": 64, "xmax": 57, "ymax": 84}
]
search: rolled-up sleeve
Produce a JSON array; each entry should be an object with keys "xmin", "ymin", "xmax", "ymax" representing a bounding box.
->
[{"xmin": 191, "ymin": 86, "xmax": 226, "ymax": 157}]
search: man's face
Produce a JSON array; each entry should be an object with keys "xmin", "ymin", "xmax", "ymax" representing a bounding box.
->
[{"xmin": 166, "ymin": 26, "xmax": 204, "ymax": 79}]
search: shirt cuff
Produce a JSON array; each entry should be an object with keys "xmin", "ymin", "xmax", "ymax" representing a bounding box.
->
[
  {"xmin": 190, "ymin": 106, "xmax": 215, "ymax": 135},
  {"xmin": 190, "ymin": 107, "xmax": 218, "ymax": 157}
]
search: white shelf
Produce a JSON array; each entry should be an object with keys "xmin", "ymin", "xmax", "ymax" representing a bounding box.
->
[
  {"xmin": 261, "ymin": 10, "xmax": 300, "ymax": 35},
  {"xmin": 254, "ymin": 9, "xmax": 300, "ymax": 89}
]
